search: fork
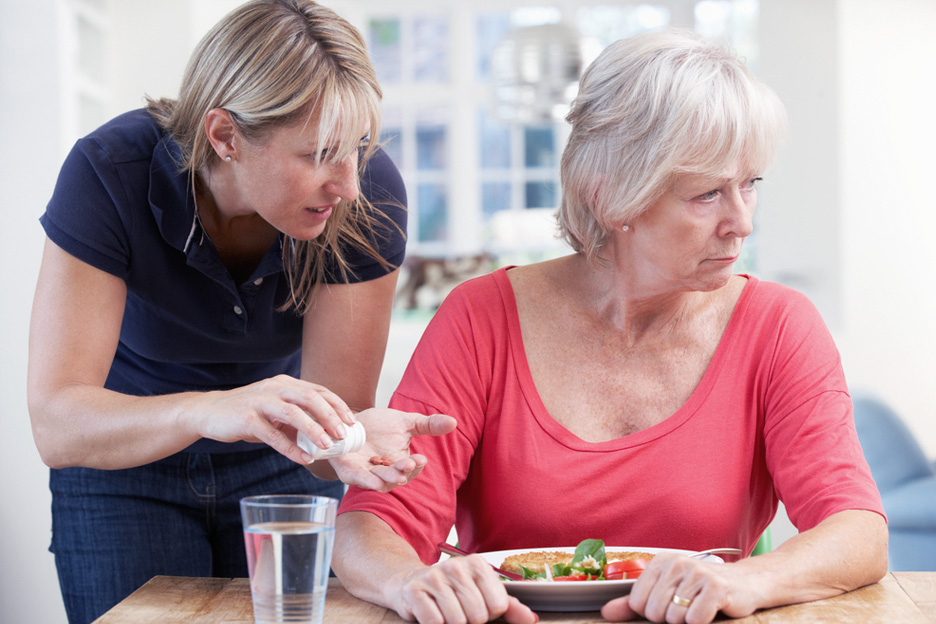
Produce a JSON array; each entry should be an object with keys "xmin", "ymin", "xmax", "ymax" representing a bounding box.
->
[
  {"xmin": 688, "ymin": 547, "xmax": 743, "ymax": 559},
  {"xmin": 437, "ymin": 542, "xmax": 524, "ymax": 580}
]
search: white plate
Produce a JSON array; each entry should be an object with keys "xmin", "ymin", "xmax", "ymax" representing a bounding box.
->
[{"xmin": 476, "ymin": 546, "xmax": 723, "ymax": 612}]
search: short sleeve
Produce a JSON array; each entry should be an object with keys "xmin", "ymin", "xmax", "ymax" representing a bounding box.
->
[
  {"xmin": 40, "ymin": 137, "xmax": 134, "ymax": 278},
  {"xmin": 338, "ymin": 282, "xmax": 491, "ymax": 564},
  {"xmin": 759, "ymin": 289, "xmax": 885, "ymax": 530}
]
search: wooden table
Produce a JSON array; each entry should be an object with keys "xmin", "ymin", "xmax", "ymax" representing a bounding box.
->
[{"xmin": 93, "ymin": 573, "xmax": 936, "ymax": 623}]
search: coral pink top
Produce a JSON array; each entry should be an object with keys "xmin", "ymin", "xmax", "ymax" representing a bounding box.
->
[{"xmin": 340, "ymin": 269, "xmax": 884, "ymax": 563}]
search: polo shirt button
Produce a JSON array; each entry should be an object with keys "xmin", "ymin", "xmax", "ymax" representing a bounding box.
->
[
  {"xmin": 253, "ymin": 278, "xmax": 263, "ymax": 286},
  {"xmin": 233, "ymin": 305, "xmax": 243, "ymax": 315}
]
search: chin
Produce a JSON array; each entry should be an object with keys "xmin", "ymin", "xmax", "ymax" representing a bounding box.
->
[
  {"xmin": 288, "ymin": 225, "xmax": 328, "ymax": 241},
  {"xmin": 693, "ymin": 271, "xmax": 735, "ymax": 293}
]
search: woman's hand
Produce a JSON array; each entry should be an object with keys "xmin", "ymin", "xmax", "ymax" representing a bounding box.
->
[
  {"xmin": 328, "ymin": 408, "xmax": 458, "ymax": 492},
  {"xmin": 192, "ymin": 374, "xmax": 357, "ymax": 465},
  {"xmin": 390, "ymin": 555, "xmax": 537, "ymax": 624},
  {"xmin": 602, "ymin": 511, "xmax": 887, "ymax": 623},
  {"xmin": 601, "ymin": 553, "xmax": 762, "ymax": 624}
]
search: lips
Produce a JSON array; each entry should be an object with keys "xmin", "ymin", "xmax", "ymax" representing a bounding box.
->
[
  {"xmin": 707, "ymin": 254, "xmax": 739, "ymax": 263},
  {"xmin": 302, "ymin": 204, "xmax": 334, "ymax": 225}
]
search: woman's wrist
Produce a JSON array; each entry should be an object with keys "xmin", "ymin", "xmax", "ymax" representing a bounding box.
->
[
  {"xmin": 380, "ymin": 565, "xmax": 421, "ymax": 616},
  {"xmin": 175, "ymin": 389, "xmax": 215, "ymax": 440}
]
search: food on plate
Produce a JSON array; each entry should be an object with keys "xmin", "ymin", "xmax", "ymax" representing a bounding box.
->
[
  {"xmin": 501, "ymin": 549, "xmax": 654, "ymax": 575},
  {"xmin": 501, "ymin": 539, "xmax": 654, "ymax": 582},
  {"xmin": 604, "ymin": 557, "xmax": 650, "ymax": 580}
]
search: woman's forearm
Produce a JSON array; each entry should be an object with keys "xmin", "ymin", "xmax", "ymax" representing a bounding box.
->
[
  {"xmin": 29, "ymin": 374, "xmax": 360, "ymax": 471},
  {"xmin": 738, "ymin": 509, "xmax": 888, "ymax": 609},
  {"xmin": 333, "ymin": 511, "xmax": 426, "ymax": 609},
  {"xmin": 28, "ymin": 382, "xmax": 207, "ymax": 469}
]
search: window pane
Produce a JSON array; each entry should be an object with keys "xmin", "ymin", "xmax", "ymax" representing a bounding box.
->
[
  {"xmin": 369, "ymin": 18, "xmax": 402, "ymax": 84},
  {"xmin": 379, "ymin": 106, "xmax": 404, "ymax": 169},
  {"xmin": 479, "ymin": 111, "xmax": 511, "ymax": 169},
  {"xmin": 577, "ymin": 5, "xmax": 670, "ymax": 48},
  {"xmin": 481, "ymin": 182, "xmax": 512, "ymax": 217},
  {"xmin": 413, "ymin": 15, "xmax": 449, "ymax": 83},
  {"xmin": 695, "ymin": 0, "xmax": 759, "ymax": 66},
  {"xmin": 524, "ymin": 126, "xmax": 555, "ymax": 168},
  {"xmin": 378, "ymin": 129, "xmax": 403, "ymax": 171},
  {"xmin": 417, "ymin": 184, "xmax": 448, "ymax": 242},
  {"xmin": 525, "ymin": 181, "xmax": 556, "ymax": 209},
  {"xmin": 476, "ymin": 12, "xmax": 512, "ymax": 80},
  {"xmin": 512, "ymin": 7, "xmax": 562, "ymax": 27},
  {"xmin": 416, "ymin": 123, "xmax": 447, "ymax": 171}
]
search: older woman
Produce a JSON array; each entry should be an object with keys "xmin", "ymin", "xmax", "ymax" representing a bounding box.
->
[
  {"xmin": 333, "ymin": 29, "xmax": 887, "ymax": 624},
  {"xmin": 28, "ymin": 2, "xmax": 455, "ymax": 623}
]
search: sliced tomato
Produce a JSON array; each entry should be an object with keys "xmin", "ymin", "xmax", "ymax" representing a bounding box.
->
[
  {"xmin": 604, "ymin": 558, "xmax": 651, "ymax": 580},
  {"xmin": 553, "ymin": 574, "xmax": 599, "ymax": 582}
]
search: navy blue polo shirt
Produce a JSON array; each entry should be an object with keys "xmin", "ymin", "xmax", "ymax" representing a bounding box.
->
[{"xmin": 41, "ymin": 109, "xmax": 407, "ymax": 452}]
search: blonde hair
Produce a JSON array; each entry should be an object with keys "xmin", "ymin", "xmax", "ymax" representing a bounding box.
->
[
  {"xmin": 558, "ymin": 29, "xmax": 787, "ymax": 260},
  {"xmin": 147, "ymin": 0, "xmax": 397, "ymax": 313}
]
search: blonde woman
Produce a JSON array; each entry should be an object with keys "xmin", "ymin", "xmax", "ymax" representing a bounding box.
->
[
  {"xmin": 335, "ymin": 30, "xmax": 887, "ymax": 624},
  {"xmin": 28, "ymin": 1, "xmax": 454, "ymax": 622}
]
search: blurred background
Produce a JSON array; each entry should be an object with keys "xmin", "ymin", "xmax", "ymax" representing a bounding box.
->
[{"xmin": 2, "ymin": 0, "xmax": 934, "ymax": 621}]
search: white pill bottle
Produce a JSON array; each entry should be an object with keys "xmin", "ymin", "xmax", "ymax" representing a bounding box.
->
[{"xmin": 296, "ymin": 421, "xmax": 366, "ymax": 461}]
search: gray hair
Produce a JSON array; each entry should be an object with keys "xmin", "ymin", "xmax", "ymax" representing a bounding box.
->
[{"xmin": 558, "ymin": 29, "xmax": 787, "ymax": 260}]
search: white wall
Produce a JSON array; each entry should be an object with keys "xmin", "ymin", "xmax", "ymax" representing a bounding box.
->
[
  {"xmin": 0, "ymin": 1, "xmax": 67, "ymax": 622},
  {"xmin": 757, "ymin": 0, "xmax": 936, "ymax": 457},
  {"xmin": 2, "ymin": 1, "xmax": 934, "ymax": 622},
  {"xmin": 756, "ymin": 0, "xmax": 843, "ymax": 326},
  {"xmin": 836, "ymin": 0, "xmax": 936, "ymax": 457},
  {"xmin": 0, "ymin": 2, "xmax": 215, "ymax": 622}
]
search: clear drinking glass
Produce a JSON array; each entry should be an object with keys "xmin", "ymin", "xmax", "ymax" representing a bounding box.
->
[{"xmin": 240, "ymin": 495, "xmax": 338, "ymax": 624}]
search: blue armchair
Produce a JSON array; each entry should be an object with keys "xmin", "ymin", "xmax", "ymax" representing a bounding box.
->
[{"xmin": 852, "ymin": 391, "xmax": 936, "ymax": 571}]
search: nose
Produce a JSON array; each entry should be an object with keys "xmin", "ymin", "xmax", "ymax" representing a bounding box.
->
[
  {"xmin": 721, "ymin": 186, "xmax": 754, "ymax": 239},
  {"xmin": 323, "ymin": 155, "xmax": 360, "ymax": 203}
]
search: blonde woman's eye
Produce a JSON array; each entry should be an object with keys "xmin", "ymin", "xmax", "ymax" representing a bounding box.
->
[
  {"xmin": 745, "ymin": 177, "xmax": 764, "ymax": 188},
  {"xmin": 308, "ymin": 147, "xmax": 339, "ymax": 164}
]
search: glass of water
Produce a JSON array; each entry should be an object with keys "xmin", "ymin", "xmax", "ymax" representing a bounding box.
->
[{"xmin": 240, "ymin": 495, "xmax": 339, "ymax": 624}]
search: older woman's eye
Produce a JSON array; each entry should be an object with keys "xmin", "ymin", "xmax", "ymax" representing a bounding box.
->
[
  {"xmin": 698, "ymin": 189, "xmax": 720, "ymax": 201},
  {"xmin": 744, "ymin": 177, "xmax": 764, "ymax": 189}
]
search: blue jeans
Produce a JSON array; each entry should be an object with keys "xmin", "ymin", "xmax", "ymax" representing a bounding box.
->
[{"xmin": 49, "ymin": 448, "xmax": 343, "ymax": 624}]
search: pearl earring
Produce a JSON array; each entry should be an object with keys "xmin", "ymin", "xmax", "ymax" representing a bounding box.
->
[
  {"xmin": 225, "ymin": 155, "xmax": 232, "ymax": 162},
  {"xmin": 621, "ymin": 224, "xmax": 630, "ymax": 232}
]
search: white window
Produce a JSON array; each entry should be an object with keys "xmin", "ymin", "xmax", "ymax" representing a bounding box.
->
[{"xmin": 331, "ymin": 0, "xmax": 759, "ymax": 269}]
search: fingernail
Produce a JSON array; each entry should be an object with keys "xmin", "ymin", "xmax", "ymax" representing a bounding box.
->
[
  {"xmin": 320, "ymin": 434, "xmax": 333, "ymax": 449},
  {"xmin": 336, "ymin": 423, "xmax": 347, "ymax": 439},
  {"xmin": 302, "ymin": 453, "xmax": 315, "ymax": 464}
]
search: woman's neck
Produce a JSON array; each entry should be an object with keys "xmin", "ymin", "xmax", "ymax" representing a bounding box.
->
[
  {"xmin": 554, "ymin": 254, "xmax": 708, "ymax": 345},
  {"xmin": 194, "ymin": 170, "xmax": 278, "ymax": 282}
]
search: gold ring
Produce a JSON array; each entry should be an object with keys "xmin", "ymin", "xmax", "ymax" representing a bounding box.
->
[{"xmin": 672, "ymin": 594, "xmax": 692, "ymax": 608}]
